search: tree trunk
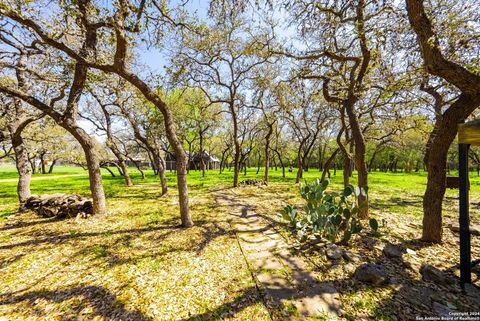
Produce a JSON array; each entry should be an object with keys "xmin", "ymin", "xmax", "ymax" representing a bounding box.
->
[
  {"xmin": 342, "ymin": 153, "xmax": 351, "ymax": 187},
  {"xmin": 158, "ymin": 155, "xmax": 168, "ymax": 196},
  {"xmin": 199, "ymin": 132, "xmax": 206, "ymax": 178},
  {"xmin": 264, "ymin": 123, "xmax": 273, "ymax": 184},
  {"xmin": 48, "ymin": 159, "xmax": 57, "ymax": 174},
  {"xmin": 422, "ymin": 94, "xmax": 480, "ymax": 242},
  {"xmin": 68, "ymin": 124, "xmax": 106, "ymax": 216},
  {"xmin": 256, "ymin": 154, "xmax": 261, "ymax": 175},
  {"xmin": 102, "ymin": 165, "xmax": 116, "ymax": 177},
  {"xmin": 129, "ymin": 158, "xmax": 145, "ymax": 179},
  {"xmin": 345, "ymin": 100, "xmax": 369, "ymax": 219},
  {"xmin": 175, "ymin": 150, "xmax": 193, "ymax": 227},
  {"xmin": 273, "ymin": 149, "xmax": 285, "ymax": 178},
  {"xmin": 296, "ymin": 151, "xmax": 303, "ymax": 184},
  {"xmin": 40, "ymin": 152, "xmax": 46, "ymax": 174},
  {"xmin": 119, "ymin": 160, "xmax": 133, "ymax": 186},
  {"xmin": 233, "ymin": 140, "xmax": 240, "ymax": 186},
  {"xmin": 321, "ymin": 148, "xmax": 339, "ymax": 182},
  {"xmin": 105, "ymin": 130, "xmax": 131, "ymax": 186},
  {"xmin": 11, "ymin": 128, "xmax": 31, "ymax": 206}
]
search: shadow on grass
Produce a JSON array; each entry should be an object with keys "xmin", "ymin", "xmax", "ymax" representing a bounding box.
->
[
  {"xmin": 0, "ymin": 216, "xmax": 60, "ymax": 232},
  {"xmin": 0, "ymin": 224, "xmax": 180, "ymax": 250},
  {"xmin": 0, "ymin": 285, "xmax": 150, "ymax": 320}
]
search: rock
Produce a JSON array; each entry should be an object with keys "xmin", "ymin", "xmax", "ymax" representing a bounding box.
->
[
  {"xmin": 383, "ymin": 244, "xmax": 402, "ymax": 258},
  {"xmin": 325, "ymin": 244, "xmax": 343, "ymax": 260},
  {"xmin": 448, "ymin": 224, "xmax": 480, "ymax": 236},
  {"xmin": 399, "ymin": 286, "xmax": 439, "ymax": 308},
  {"xmin": 344, "ymin": 263, "xmax": 356, "ymax": 275},
  {"xmin": 343, "ymin": 251, "xmax": 361, "ymax": 262},
  {"xmin": 354, "ymin": 264, "xmax": 388, "ymax": 286},
  {"xmin": 361, "ymin": 237, "xmax": 378, "ymax": 250},
  {"xmin": 406, "ymin": 248, "xmax": 416, "ymax": 255},
  {"xmin": 420, "ymin": 264, "xmax": 454, "ymax": 286},
  {"xmin": 432, "ymin": 302, "xmax": 454, "ymax": 318},
  {"xmin": 25, "ymin": 194, "xmax": 94, "ymax": 219},
  {"xmin": 464, "ymin": 283, "xmax": 480, "ymax": 302}
]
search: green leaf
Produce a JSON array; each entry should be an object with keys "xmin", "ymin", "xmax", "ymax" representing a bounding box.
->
[
  {"xmin": 332, "ymin": 214, "xmax": 342, "ymax": 226},
  {"xmin": 369, "ymin": 218, "xmax": 379, "ymax": 232},
  {"xmin": 342, "ymin": 230, "xmax": 352, "ymax": 243},
  {"xmin": 343, "ymin": 185, "xmax": 354, "ymax": 197},
  {"xmin": 321, "ymin": 179, "xmax": 329, "ymax": 190},
  {"xmin": 343, "ymin": 208, "xmax": 351, "ymax": 220}
]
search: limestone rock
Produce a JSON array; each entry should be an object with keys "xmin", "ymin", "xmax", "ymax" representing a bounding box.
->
[
  {"xmin": 325, "ymin": 244, "xmax": 343, "ymax": 260},
  {"xmin": 354, "ymin": 263, "xmax": 388, "ymax": 286},
  {"xmin": 383, "ymin": 244, "xmax": 403, "ymax": 258},
  {"xmin": 420, "ymin": 264, "xmax": 454, "ymax": 286},
  {"xmin": 343, "ymin": 251, "xmax": 361, "ymax": 262}
]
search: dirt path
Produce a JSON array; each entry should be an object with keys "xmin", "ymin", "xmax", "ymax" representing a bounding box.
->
[{"xmin": 213, "ymin": 187, "xmax": 341, "ymax": 320}]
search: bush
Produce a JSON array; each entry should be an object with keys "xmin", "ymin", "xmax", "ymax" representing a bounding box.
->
[{"xmin": 280, "ymin": 179, "xmax": 377, "ymax": 244}]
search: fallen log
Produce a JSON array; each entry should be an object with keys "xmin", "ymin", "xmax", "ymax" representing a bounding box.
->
[
  {"xmin": 239, "ymin": 179, "xmax": 267, "ymax": 186},
  {"xmin": 25, "ymin": 194, "xmax": 94, "ymax": 219}
]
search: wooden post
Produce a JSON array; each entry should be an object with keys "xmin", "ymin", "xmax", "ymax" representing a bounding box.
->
[{"xmin": 458, "ymin": 143, "xmax": 471, "ymax": 287}]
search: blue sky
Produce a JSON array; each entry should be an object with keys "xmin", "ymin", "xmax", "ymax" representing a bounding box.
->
[{"xmin": 135, "ymin": 0, "xmax": 209, "ymax": 75}]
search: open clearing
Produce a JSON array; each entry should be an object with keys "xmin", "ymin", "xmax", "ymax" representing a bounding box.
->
[{"xmin": 0, "ymin": 165, "xmax": 479, "ymax": 320}]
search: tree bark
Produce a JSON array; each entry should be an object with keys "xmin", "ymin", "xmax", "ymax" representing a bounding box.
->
[
  {"xmin": 264, "ymin": 122, "xmax": 273, "ymax": 184},
  {"xmin": 345, "ymin": 99, "xmax": 369, "ymax": 219},
  {"xmin": 231, "ymin": 101, "xmax": 241, "ymax": 187},
  {"xmin": 422, "ymin": 94, "xmax": 480, "ymax": 242},
  {"xmin": 199, "ymin": 129, "xmax": 206, "ymax": 177},
  {"xmin": 273, "ymin": 149, "xmax": 285, "ymax": 178},
  {"xmin": 406, "ymin": 0, "xmax": 480, "ymax": 241},
  {"xmin": 157, "ymin": 153, "xmax": 168, "ymax": 196},
  {"xmin": 296, "ymin": 145, "xmax": 303, "ymax": 184},
  {"xmin": 48, "ymin": 159, "xmax": 57, "ymax": 174},
  {"xmin": 68, "ymin": 124, "xmax": 106, "ymax": 216},
  {"xmin": 321, "ymin": 148, "xmax": 339, "ymax": 182},
  {"xmin": 10, "ymin": 125, "xmax": 32, "ymax": 206}
]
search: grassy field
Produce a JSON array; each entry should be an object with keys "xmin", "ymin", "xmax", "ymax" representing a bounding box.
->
[
  {"xmin": 2, "ymin": 163, "xmax": 480, "ymax": 223},
  {"xmin": 0, "ymin": 164, "xmax": 479, "ymax": 320}
]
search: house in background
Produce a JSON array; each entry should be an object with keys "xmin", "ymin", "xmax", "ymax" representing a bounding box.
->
[
  {"xmin": 165, "ymin": 151, "xmax": 220, "ymax": 171},
  {"xmin": 190, "ymin": 151, "xmax": 220, "ymax": 170}
]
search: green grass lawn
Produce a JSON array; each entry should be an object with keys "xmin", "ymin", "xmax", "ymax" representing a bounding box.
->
[{"xmin": 0, "ymin": 164, "xmax": 479, "ymax": 320}]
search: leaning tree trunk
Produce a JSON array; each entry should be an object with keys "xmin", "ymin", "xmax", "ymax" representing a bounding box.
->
[
  {"xmin": 70, "ymin": 125, "xmax": 106, "ymax": 216},
  {"xmin": 321, "ymin": 148, "xmax": 339, "ymax": 182},
  {"xmin": 119, "ymin": 160, "xmax": 133, "ymax": 186},
  {"xmin": 48, "ymin": 159, "xmax": 57, "ymax": 174},
  {"xmin": 273, "ymin": 149, "xmax": 285, "ymax": 178},
  {"xmin": 107, "ymin": 139, "xmax": 132, "ymax": 186},
  {"xmin": 422, "ymin": 94, "xmax": 480, "ymax": 242},
  {"xmin": 345, "ymin": 101, "xmax": 369, "ymax": 219},
  {"xmin": 129, "ymin": 157, "xmax": 145, "ymax": 179}
]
